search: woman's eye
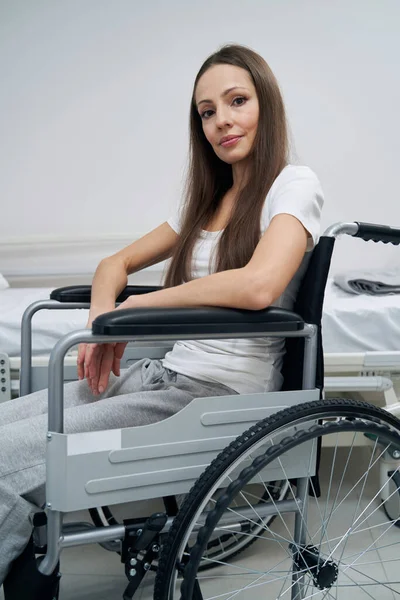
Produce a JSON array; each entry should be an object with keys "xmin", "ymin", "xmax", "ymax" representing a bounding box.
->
[
  {"xmin": 200, "ymin": 97, "xmax": 246, "ymax": 119},
  {"xmin": 201, "ymin": 109, "xmax": 214, "ymax": 120}
]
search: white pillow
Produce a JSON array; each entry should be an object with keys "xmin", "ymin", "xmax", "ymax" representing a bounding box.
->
[{"xmin": 0, "ymin": 273, "xmax": 10, "ymax": 290}]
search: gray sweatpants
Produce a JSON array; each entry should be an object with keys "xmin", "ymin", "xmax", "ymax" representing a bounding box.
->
[{"xmin": 0, "ymin": 358, "xmax": 236, "ymax": 584}]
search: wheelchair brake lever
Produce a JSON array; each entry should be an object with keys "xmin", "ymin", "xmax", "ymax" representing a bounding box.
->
[
  {"xmin": 121, "ymin": 512, "xmax": 168, "ymax": 600},
  {"xmin": 133, "ymin": 512, "xmax": 168, "ymax": 551}
]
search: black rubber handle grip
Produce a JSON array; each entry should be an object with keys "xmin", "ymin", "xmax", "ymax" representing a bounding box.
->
[
  {"xmin": 50, "ymin": 285, "xmax": 163, "ymax": 303},
  {"xmin": 354, "ymin": 222, "xmax": 400, "ymax": 245}
]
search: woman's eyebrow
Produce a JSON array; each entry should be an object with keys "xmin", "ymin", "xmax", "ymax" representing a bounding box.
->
[{"xmin": 197, "ymin": 86, "xmax": 248, "ymax": 108}]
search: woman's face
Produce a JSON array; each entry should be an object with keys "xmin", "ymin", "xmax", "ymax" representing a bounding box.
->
[{"xmin": 195, "ymin": 64, "xmax": 259, "ymax": 165}]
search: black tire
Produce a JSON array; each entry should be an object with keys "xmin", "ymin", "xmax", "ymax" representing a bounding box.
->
[{"xmin": 154, "ymin": 398, "xmax": 400, "ymax": 600}]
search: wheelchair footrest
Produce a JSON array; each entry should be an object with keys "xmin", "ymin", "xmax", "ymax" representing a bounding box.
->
[{"xmin": 121, "ymin": 512, "xmax": 167, "ymax": 600}]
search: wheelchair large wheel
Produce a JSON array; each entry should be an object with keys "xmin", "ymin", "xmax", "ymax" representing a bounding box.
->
[{"xmin": 154, "ymin": 398, "xmax": 400, "ymax": 599}]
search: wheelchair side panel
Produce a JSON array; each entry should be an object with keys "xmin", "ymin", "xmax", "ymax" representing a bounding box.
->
[{"xmin": 46, "ymin": 388, "xmax": 319, "ymax": 512}]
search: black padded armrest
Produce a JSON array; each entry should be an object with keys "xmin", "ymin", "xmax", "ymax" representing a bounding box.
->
[
  {"xmin": 50, "ymin": 285, "xmax": 163, "ymax": 303},
  {"xmin": 354, "ymin": 222, "xmax": 400, "ymax": 245},
  {"xmin": 92, "ymin": 306, "xmax": 304, "ymax": 336}
]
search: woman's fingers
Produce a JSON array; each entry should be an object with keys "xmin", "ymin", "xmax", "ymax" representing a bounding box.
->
[
  {"xmin": 77, "ymin": 343, "xmax": 87, "ymax": 380},
  {"xmin": 112, "ymin": 342, "xmax": 127, "ymax": 377},
  {"xmin": 112, "ymin": 355, "xmax": 120, "ymax": 377},
  {"xmin": 97, "ymin": 345, "xmax": 115, "ymax": 394},
  {"xmin": 89, "ymin": 345, "xmax": 103, "ymax": 393},
  {"xmin": 82, "ymin": 342, "xmax": 126, "ymax": 395},
  {"xmin": 84, "ymin": 344, "xmax": 99, "ymax": 392},
  {"xmin": 114, "ymin": 342, "xmax": 127, "ymax": 360},
  {"xmin": 84, "ymin": 344, "xmax": 95, "ymax": 380},
  {"xmin": 88, "ymin": 345, "xmax": 100, "ymax": 380}
]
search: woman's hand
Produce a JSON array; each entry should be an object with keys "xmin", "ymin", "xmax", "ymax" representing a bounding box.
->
[
  {"xmin": 77, "ymin": 297, "xmax": 137, "ymax": 395},
  {"xmin": 77, "ymin": 341, "xmax": 127, "ymax": 395}
]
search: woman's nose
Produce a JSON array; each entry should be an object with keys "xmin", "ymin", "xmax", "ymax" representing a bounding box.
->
[{"xmin": 215, "ymin": 107, "xmax": 233, "ymax": 129}]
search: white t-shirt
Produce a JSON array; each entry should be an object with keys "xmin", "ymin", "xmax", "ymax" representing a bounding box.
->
[{"xmin": 161, "ymin": 164, "xmax": 324, "ymax": 394}]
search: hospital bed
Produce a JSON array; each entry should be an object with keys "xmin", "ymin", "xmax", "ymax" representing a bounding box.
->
[
  {"xmin": 2, "ymin": 221, "xmax": 400, "ymax": 600},
  {"xmin": 1, "ymin": 264, "xmax": 400, "ymax": 416}
]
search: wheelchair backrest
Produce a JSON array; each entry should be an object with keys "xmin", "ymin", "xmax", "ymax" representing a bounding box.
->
[{"xmin": 281, "ymin": 236, "xmax": 335, "ymax": 393}]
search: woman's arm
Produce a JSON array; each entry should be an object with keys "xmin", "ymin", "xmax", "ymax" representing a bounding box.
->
[
  {"xmin": 120, "ymin": 214, "xmax": 309, "ymax": 313},
  {"xmin": 84, "ymin": 214, "xmax": 308, "ymax": 395},
  {"xmin": 78, "ymin": 221, "xmax": 179, "ymax": 391},
  {"xmin": 88, "ymin": 221, "xmax": 179, "ymax": 322}
]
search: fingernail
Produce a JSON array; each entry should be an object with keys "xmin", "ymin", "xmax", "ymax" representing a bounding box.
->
[{"xmin": 99, "ymin": 386, "xmax": 104, "ymax": 394}]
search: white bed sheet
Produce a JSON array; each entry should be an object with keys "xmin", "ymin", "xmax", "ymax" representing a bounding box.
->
[
  {"xmin": 0, "ymin": 288, "xmax": 89, "ymax": 357},
  {"xmin": 322, "ymin": 279, "xmax": 400, "ymax": 353},
  {"xmin": 1, "ymin": 282, "xmax": 400, "ymax": 358}
]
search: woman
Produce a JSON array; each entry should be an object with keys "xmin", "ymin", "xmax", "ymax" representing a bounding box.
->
[{"xmin": 0, "ymin": 43, "xmax": 323, "ymax": 596}]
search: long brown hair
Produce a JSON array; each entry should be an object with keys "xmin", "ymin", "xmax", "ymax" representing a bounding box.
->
[{"xmin": 163, "ymin": 44, "xmax": 289, "ymax": 287}]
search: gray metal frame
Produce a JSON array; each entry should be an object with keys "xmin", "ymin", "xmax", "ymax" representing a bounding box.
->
[
  {"xmin": 20, "ymin": 300, "xmax": 90, "ymax": 396},
  {"xmin": 38, "ymin": 323, "xmax": 318, "ymax": 576}
]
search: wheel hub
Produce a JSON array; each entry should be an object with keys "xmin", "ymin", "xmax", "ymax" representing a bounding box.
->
[{"xmin": 291, "ymin": 544, "xmax": 338, "ymax": 590}]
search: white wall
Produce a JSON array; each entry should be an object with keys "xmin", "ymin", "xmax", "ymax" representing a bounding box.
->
[{"xmin": 1, "ymin": 0, "xmax": 399, "ymax": 283}]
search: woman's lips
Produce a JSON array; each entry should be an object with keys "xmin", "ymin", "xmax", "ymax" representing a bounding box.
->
[{"xmin": 220, "ymin": 136, "xmax": 242, "ymax": 148}]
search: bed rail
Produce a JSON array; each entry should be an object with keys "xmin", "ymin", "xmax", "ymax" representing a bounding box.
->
[{"xmin": 0, "ymin": 352, "xmax": 11, "ymax": 403}]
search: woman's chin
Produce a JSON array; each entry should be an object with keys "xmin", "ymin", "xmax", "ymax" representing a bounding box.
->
[{"xmin": 218, "ymin": 150, "xmax": 250, "ymax": 165}]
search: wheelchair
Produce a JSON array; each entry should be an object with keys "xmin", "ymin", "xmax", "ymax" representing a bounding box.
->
[{"xmin": 6, "ymin": 221, "xmax": 400, "ymax": 600}]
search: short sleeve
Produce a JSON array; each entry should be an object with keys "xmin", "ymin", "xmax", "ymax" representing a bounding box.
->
[
  {"xmin": 264, "ymin": 165, "xmax": 324, "ymax": 251},
  {"xmin": 167, "ymin": 202, "xmax": 184, "ymax": 234}
]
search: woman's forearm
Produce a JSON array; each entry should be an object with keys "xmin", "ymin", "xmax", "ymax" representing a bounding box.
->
[
  {"xmin": 89, "ymin": 258, "xmax": 128, "ymax": 322},
  {"xmin": 119, "ymin": 267, "xmax": 266, "ymax": 312}
]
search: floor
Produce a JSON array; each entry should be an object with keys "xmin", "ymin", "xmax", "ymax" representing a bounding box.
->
[{"xmin": 1, "ymin": 447, "xmax": 399, "ymax": 600}]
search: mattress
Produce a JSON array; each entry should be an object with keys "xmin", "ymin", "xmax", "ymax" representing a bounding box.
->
[
  {"xmin": 322, "ymin": 279, "xmax": 400, "ymax": 353},
  {"xmin": 1, "ymin": 281, "xmax": 400, "ymax": 358},
  {"xmin": 0, "ymin": 288, "xmax": 89, "ymax": 356}
]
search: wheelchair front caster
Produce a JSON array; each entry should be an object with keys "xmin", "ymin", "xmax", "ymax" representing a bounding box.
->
[
  {"xmin": 382, "ymin": 469, "xmax": 400, "ymax": 526},
  {"xmin": 3, "ymin": 537, "xmax": 60, "ymax": 600}
]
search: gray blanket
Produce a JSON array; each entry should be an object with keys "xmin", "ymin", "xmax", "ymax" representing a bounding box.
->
[{"xmin": 334, "ymin": 269, "xmax": 400, "ymax": 295}]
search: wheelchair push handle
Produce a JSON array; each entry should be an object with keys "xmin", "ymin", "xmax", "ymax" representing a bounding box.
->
[
  {"xmin": 50, "ymin": 284, "xmax": 163, "ymax": 304},
  {"xmin": 354, "ymin": 222, "xmax": 400, "ymax": 246}
]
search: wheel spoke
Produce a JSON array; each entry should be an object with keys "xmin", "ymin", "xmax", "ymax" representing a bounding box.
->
[
  {"xmin": 344, "ymin": 563, "xmax": 400, "ymax": 596},
  {"xmin": 339, "ymin": 568, "xmax": 378, "ymax": 600},
  {"xmin": 345, "ymin": 470, "xmax": 400, "ymax": 539},
  {"xmin": 219, "ymin": 503, "xmax": 295, "ymax": 548},
  {"xmin": 318, "ymin": 430, "xmax": 342, "ymax": 552},
  {"xmin": 318, "ymin": 430, "xmax": 357, "ymax": 550},
  {"xmin": 327, "ymin": 437, "xmax": 379, "ymax": 568},
  {"xmin": 344, "ymin": 518, "xmax": 398, "ymax": 573},
  {"xmin": 309, "ymin": 442, "xmax": 390, "ymax": 549}
]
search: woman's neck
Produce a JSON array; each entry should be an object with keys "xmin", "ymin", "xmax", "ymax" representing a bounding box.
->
[{"xmin": 231, "ymin": 160, "xmax": 250, "ymax": 192}]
